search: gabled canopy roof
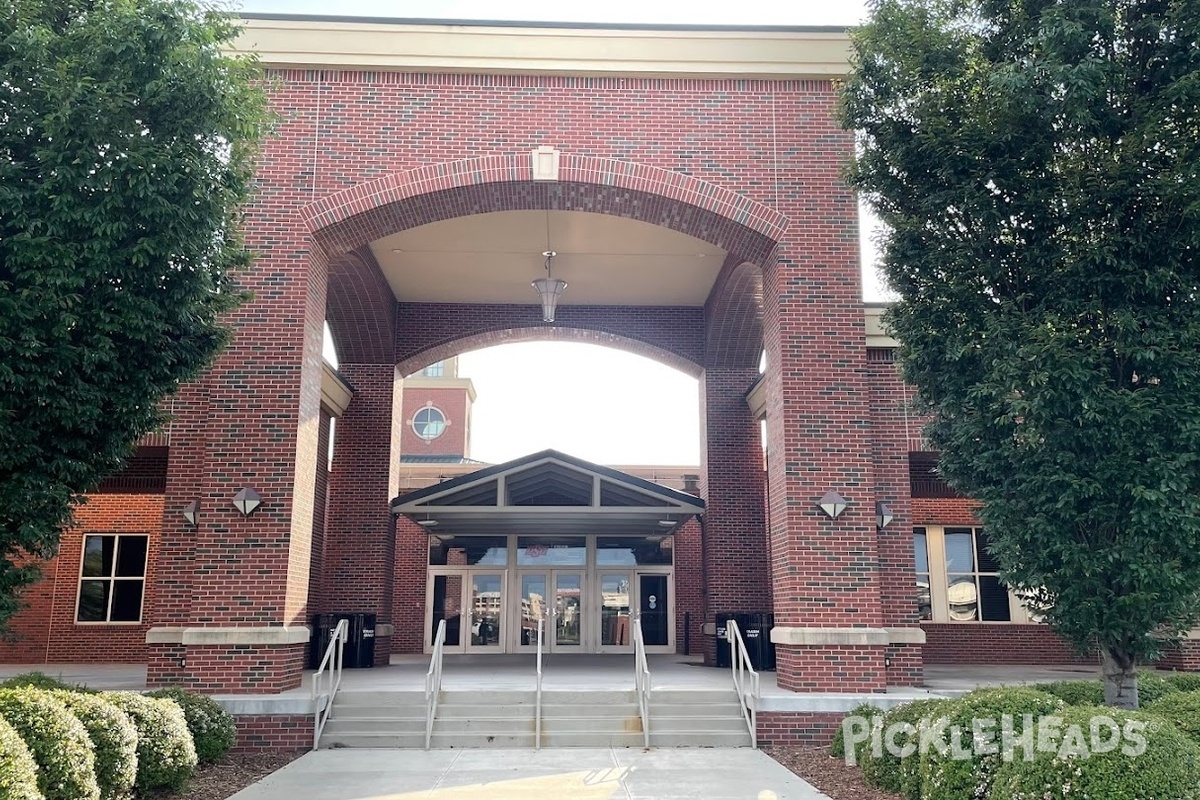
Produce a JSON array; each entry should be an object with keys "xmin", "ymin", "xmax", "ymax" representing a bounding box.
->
[{"xmin": 391, "ymin": 449, "xmax": 704, "ymax": 537}]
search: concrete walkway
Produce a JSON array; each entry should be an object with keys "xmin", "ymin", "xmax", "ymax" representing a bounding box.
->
[{"xmin": 226, "ymin": 748, "xmax": 831, "ymax": 800}]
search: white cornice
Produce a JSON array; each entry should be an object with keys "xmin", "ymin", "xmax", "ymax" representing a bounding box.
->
[{"xmin": 233, "ymin": 16, "xmax": 852, "ymax": 78}]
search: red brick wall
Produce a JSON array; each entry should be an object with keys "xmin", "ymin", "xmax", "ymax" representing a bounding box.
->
[
  {"xmin": 400, "ymin": 386, "xmax": 469, "ymax": 457},
  {"xmin": 1158, "ymin": 642, "xmax": 1200, "ymax": 671},
  {"xmin": 922, "ymin": 623, "xmax": 1094, "ymax": 666},
  {"xmin": 231, "ymin": 714, "xmax": 313, "ymax": 754},
  {"xmin": 758, "ymin": 711, "xmax": 845, "ymax": 748},
  {"xmin": 671, "ymin": 518, "xmax": 704, "ymax": 656},
  {"xmin": 911, "ymin": 497, "xmax": 981, "ymax": 526},
  {"xmin": 0, "ymin": 494, "xmax": 163, "ymax": 664},
  {"xmin": 699, "ymin": 367, "xmax": 770, "ymax": 664}
]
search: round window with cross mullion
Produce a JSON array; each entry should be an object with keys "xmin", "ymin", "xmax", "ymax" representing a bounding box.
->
[{"xmin": 412, "ymin": 406, "xmax": 447, "ymax": 440}]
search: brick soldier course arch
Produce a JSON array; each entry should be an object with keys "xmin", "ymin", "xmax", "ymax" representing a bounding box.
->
[{"xmin": 302, "ymin": 154, "xmax": 787, "ymax": 266}]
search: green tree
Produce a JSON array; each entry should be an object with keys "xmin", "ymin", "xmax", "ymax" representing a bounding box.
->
[
  {"xmin": 0, "ymin": 1, "xmax": 265, "ymax": 628},
  {"xmin": 842, "ymin": 0, "xmax": 1200, "ymax": 708}
]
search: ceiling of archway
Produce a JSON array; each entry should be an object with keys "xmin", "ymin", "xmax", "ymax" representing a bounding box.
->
[{"xmin": 369, "ymin": 210, "xmax": 727, "ymax": 306}]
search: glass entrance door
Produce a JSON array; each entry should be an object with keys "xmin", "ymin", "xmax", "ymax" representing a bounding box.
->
[
  {"xmin": 552, "ymin": 572, "xmax": 584, "ymax": 649},
  {"xmin": 598, "ymin": 572, "xmax": 633, "ymax": 651},
  {"xmin": 638, "ymin": 573, "xmax": 670, "ymax": 647},
  {"xmin": 467, "ymin": 572, "xmax": 504, "ymax": 650}
]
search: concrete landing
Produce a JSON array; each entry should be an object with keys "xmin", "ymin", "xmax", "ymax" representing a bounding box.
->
[{"xmin": 226, "ymin": 747, "xmax": 831, "ymax": 799}]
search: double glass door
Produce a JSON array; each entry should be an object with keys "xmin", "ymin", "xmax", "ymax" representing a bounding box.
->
[
  {"xmin": 517, "ymin": 571, "xmax": 583, "ymax": 652},
  {"xmin": 428, "ymin": 570, "xmax": 505, "ymax": 653}
]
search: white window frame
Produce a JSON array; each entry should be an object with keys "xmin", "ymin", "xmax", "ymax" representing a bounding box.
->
[
  {"xmin": 75, "ymin": 533, "xmax": 149, "ymax": 625},
  {"xmin": 916, "ymin": 526, "xmax": 1034, "ymax": 624},
  {"xmin": 411, "ymin": 405, "xmax": 448, "ymax": 441}
]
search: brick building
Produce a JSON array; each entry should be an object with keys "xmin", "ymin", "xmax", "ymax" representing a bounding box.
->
[{"xmin": 9, "ymin": 15, "xmax": 1190, "ymax": 732}]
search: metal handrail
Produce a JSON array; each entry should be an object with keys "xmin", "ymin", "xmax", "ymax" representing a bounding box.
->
[
  {"xmin": 311, "ymin": 618, "xmax": 348, "ymax": 750},
  {"xmin": 535, "ymin": 614, "xmax": 545, "ymax": 750},
  {"xmin": 632, "ymin": 616, "xmax": 651, "ymax": 748},
  {"xmin": 424, "ymin": 619, "xmax": 447, "ymax": 750},
  {"xmin": 727, "ymin": 619, "xmax": 760, "ymax": 748}
]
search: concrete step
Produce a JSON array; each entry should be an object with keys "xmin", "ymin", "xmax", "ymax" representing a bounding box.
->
[
  {"xmin": 652, "ymin": 731, "xmax": 753, "ymax": 747},
  {"xmin": 321, "ymin": 732, "xmax": 428, "ymax": 749},
  {"xmin": 323, "ymin": 718, "xmax": 426, "ymax": 735},
  {"xmin": 648, "ymin": 715, "xmax": 751, "ymax": 734}
]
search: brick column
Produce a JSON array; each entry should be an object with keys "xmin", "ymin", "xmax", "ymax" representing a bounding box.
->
[
  {"xmin": 760, "ymin": 90, "xmax": 888, "ymax": 692},
  {"xmin": 145, "ymin": 237, "xmax": 327, "ymax": 693},
  {"xmin": 324, "ymin": 363, "xmax": 401, "ymax": 664},
  {"xmin": 699, "ymin": 367, "xmax": 771, "ymax": 664},
  {"xmin": 868, "ymin": 353, "xmax": 925, "ymax": 685}
]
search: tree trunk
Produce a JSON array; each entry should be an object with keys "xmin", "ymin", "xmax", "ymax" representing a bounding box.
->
[{"xmin": 1100, "ymin": 647, "xmax": 1139, "ymax": 709}]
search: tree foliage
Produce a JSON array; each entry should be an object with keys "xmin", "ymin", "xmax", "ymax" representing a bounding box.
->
[
  {"xmin": 842, "ymin": 0, "xmax": 1200, "ymax": 707},
  {"xmin": 0, "ymin": 0, "xmax": 265, "ymax": 628}
]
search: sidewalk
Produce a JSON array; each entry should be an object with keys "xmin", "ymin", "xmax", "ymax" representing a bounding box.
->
[{"xmin": 226, "ymin": 747, "xmax": 832, "ymax": 800}]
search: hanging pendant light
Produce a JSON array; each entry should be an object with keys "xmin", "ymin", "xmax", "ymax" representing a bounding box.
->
[{"xmin": 532, "ymin": 250, "xmax": 567, "ymax": 323}]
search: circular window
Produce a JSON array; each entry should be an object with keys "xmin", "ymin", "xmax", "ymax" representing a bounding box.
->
[{"xmin": 412, "ymin": 406, "xmax": 447, "ymax": 440}]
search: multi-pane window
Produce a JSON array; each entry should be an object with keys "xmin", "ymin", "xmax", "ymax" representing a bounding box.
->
[
  {"xmin": 422, "ymin": 361, "xmax": 445, "ymax": 378},
  {"xmin": 944, "ymin": 527, "xmax": 1010, "ymax": 622},
  {"xmin": 412, "ymin": 407, "xmax": 446, "ymax": 440},
  {"xmin": 912, "ymin": 526, "xmax": 1025, "ymax": 623},
  {"xmin": 77, "ymin": 534, "xmax": 148, "ymax": 623}
]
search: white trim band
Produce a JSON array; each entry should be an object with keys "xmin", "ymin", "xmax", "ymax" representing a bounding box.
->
[
  {"xmin": 146, "ymin": 626, "xmax": 312, "ymax": 646},
  {"xmin": 770, "ymin": 627, "xmax": 925, "ymax": 646}
]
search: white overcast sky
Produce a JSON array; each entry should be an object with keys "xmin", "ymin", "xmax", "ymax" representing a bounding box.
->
[{"xmin": 287, "ymin": 0, "xmax": 892, "ymax": 465}]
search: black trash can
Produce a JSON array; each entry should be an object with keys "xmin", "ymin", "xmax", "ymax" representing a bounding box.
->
[
  {"xmin": 342, "ymin": 612, "xmax": 377, "ymax": 669},
  {"xmin": 714, "ymin": 613, "xmax": 752, "ymax": 668},
  {"xmin": 308, "ymin": 613, "xmax": 336, "ymax": 670},
  {"xmin": 747, "ymin": 612, "xmax": 776, "ymax": 671}
]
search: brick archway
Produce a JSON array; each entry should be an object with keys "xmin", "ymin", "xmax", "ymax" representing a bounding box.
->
[
  {"xmin": 394, "ymin": 304, "xmax": 704, "ymax": 378},
  {"xmin": 301, "ymin": 153, "xmax": 787, "ymax": 267}
]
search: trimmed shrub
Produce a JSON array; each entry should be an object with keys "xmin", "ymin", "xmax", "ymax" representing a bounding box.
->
[
  {"xmin": 1146, "ymin": 689, "xmax": 1200, "ymax": 745},
  {"xmin": 1164, "ymin": 671, "xmax": 1200, "ymax": 693},
  {"xmin": 1136, "ymin": 670, "xmax": 1179, "ymax": 705},
  {"xmin": 102, "ymin": 692, "xmax": 196, "ymax": 795},
  {"xmin": 857, "ymin": 697, "xmax": 955, "ymax": 796},
  {"xmin": 989, "ymin": 706, "xmax": 1200, "ymax": 800},
  {"xmin": 0, "ymin": 672, "xmax": 84, "ymax": 692},
  {"xmin": 1035, "ymin": 679, "xmax": 1104, "ymax": 706},
  {"xmin": 830, "ymin": 702, "xmax": 884, "ymax": 760},
  {"xmin": 919, "ymin": 687, "xmax": 1062, "ymax": 800},
  {"xmin": 147, "ymin": 688, "xmax": 236, "ymax": 764},
  {"xmin": 53, "ymin": 691, "xmax": 137, "ymax": 800},
  {"xmin": 0, "ymin": 687, "xmax": 100, "ymax": 800},
  {"xmin": 0, "ymin": 712, "xmax": 41, "ymax": 800}
]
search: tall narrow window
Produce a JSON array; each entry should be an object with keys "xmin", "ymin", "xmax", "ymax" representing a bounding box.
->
[
  {"xmin": 944, "ymin": 527, "xmax": 1010, "ymax": 622},
  {"xmin": 913, "ymin": 528, "xmax": 932, "ymax": 620},
  {"xmin": 77, "ymin": 534, "xmax": 148, "ymax": 623}
]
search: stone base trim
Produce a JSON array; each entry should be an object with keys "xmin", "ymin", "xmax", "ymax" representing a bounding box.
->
[
  {"xmin": 146, "ymin": 626, "xmax": 311, "ymax": 646},
  {"xmin": 770, "ymin": 627, "xmax": 925, "ymax": 646}
]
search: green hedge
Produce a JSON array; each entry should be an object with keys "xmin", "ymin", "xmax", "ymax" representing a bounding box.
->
[
  {"xmin": 147, "ymin": 688, "xmax": 236, "ymax": 764},
  {"xmin": 0, "ymin": 711, "xmax": 41, "ymax": 800},
  {"xmin": 0, "ymin": 672, "xmax": 85, "ymax": 692},
  {"xmin": 1035, "ymin": 679, "xmax": 1104, "ymax": 706},
  {"xmin": 1164, "ymin": 671, "xmax": 1200, "ymax": 693},
  {"xmin": 989, "ymin": 706, "xmax": 1200, "ymax": 800},
  {"xmin": 830, "ymin": 702, "xmax": 884, "ymax": 760},
  {"xmin": 1146, "ymin": 689, "xmax": 1200, "ymax": 746},
  {"xmin": 53, "ymin": 691, "xmax": 138, "ymax": 800},
  {"xmin": 919, "ymin": 687, "xmax": 1063, "ymax": 800},
  {"xmin": 858, "ymin": 697, "xmax": 955, "ymax": 796},
  {"xmin": 0, "ymin": 687, "xmax": 100, "ymax": 800},
  {"xmin": 102, "ymin": 692, "xmax": 196, "ymax": 795}
]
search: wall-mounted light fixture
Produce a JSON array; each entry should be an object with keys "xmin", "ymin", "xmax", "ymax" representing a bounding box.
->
[
  {"xmin": 232, "ymin": 487, "xmax": 262, "ymax": 516},
  {"xmin": 818, "ymin": 490, "xmax": 848, "ymax": 519},
  {"xmin": 875, "ymin": 501, "xmax": 894, "ymax": 530},
  {"xmin": 416, "ymin": 519, "xmax": 439, "ymax": 528},
  {"xmin": 181, "ymin": 500, "xmax": 199, "ymax": 528}
]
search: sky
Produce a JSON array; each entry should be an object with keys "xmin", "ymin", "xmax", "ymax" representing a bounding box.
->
[{"xmin": 292, "ymin": 0, "xmax": 891, "ymax": 466}]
